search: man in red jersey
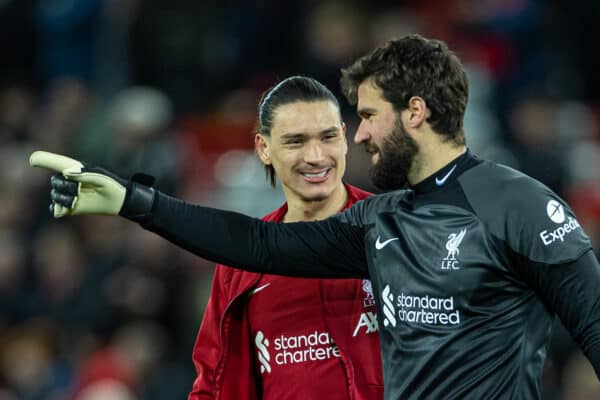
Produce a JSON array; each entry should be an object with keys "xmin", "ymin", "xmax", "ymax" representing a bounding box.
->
[{"xmin": 188, "ymin": 76, "xmax": 383, "ymax": 400}]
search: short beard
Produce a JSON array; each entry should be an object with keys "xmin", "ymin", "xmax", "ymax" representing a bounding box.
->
[{"xmin": 370, "ymin": 120, "xmax": 419, "ymax": 190}]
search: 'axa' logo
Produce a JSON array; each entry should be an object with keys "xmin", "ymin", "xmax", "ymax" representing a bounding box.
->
[
  {"xmin": 382, "ymin": 285, "xmax": 396, "ymax": 327},
  {"xmin": 352, "ymin": 311, "xmax": 378, "ymax": 336},
  {"xmin": 441, "ymin": 228, "xmax": 467, "ymax": 270},
  {"xmin": 255, "ymin": 331, "xmax": 271, "ymax": 373}
]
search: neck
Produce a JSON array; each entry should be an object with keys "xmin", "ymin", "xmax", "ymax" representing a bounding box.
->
[
  {"xmin": 283, "ymin": 184, "xmax": 348, "ymax": 222},
  {"xmin": 408, "ymin": 138, "xmax": 466, "ymax": 185}
]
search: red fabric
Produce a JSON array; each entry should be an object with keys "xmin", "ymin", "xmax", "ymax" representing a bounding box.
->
[
  {"xmin": 188, "ymin": 184, "xmax": 383, "ymax": 400},
  {"xmin": 247, "ymin": 275, "xmax": 350, "ymax": 399}
]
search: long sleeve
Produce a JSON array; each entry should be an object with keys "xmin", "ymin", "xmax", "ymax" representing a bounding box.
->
[
  {"xmin": 141, "ymin": 191, "xmax": 369, "ymax": 279},
  {"xmin": 520, "ymin": 250, "xmax": 600, "ymax": 377},
  {"xmin": 188, "ymin": 265, "xmax": 230, "ymax": 400}
]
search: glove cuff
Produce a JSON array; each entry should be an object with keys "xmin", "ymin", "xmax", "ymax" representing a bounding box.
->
[{"xmin": 119, "ymin": 174, "xmax": 156, "ymax": 223}]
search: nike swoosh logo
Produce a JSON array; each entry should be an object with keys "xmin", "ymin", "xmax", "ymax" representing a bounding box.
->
[
  {"xmin": 249, "ymin": 283, "xmax": 271, "ymax": 296},
  {"xmin": 375, "ymin": 236, "xmax": 399, "ymax": 250},
  {"xmin": 435, "ymin": 164, "xmax": 457, "ymax": 186}
]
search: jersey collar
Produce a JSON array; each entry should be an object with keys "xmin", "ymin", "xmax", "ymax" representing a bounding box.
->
[{"xmin": 411, "ymin": 149, "xmax": 479, "ymax": 194}]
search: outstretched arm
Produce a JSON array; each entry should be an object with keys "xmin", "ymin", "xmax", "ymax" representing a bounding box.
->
[
  {"xmin": 30, "ymin": 150, "xmax": 369, "ymax": 279},
  {"xmin": 142, "ymin": 191, "xmax": 368, "ymax": 278}
]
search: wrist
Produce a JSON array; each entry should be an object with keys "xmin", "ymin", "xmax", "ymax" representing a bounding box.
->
[{"xmin": 119, "ymin": 174, "xmax": 157, "ymax": 222}]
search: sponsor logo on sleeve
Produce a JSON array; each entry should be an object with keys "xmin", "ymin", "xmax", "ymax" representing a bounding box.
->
[
  {"xmin": 546, "ymin": 200, "xmax": 565, "ymax": 223},
  {"xmin": 539, "ymin": 199, "xmax": 581, "ymax": 246}
]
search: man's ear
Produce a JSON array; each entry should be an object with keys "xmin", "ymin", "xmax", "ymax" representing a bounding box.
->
[
  {"xmin": 406, "ymin": 96, "xmax": 429, "ymax": 128},
  {"xmin": 255, "ymin": 134, "xmax": 271, "ymax": 164}
]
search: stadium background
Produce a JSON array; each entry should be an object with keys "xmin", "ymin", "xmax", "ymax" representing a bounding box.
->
[{"xmin": 1, "ymin": 0, "xmax": 599, "ymax": 398}]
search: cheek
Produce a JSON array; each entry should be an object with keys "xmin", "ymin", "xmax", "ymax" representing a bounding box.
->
[
  {"xmin": 332, "ymin": 148, "xmax": 347, "ymax": 170},
  {"xmin": 378, "ymin": 115, "xmax": 396, "ymax": 136},
  {"xmin": 377, "ymin": 126, "xmax": 394, "ymax": 144},
  {"xmin": 271, "ymin": 151, "xmax": 299, "ymax": 169},
  {"xmin": 337, "ymin": 157, "xmax": 347, "ymax": 175}
]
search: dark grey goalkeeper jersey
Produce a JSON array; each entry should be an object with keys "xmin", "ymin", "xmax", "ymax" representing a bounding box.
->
[{"xmin": 141, "ymin": 150, "xmax": 600, "ymax": 399}]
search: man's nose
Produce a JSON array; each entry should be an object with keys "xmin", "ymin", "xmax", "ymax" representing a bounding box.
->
[
  {"xmin": 304, "ymin": 141, "xmax": 325, "ymax": 163},
  {"xmin": 354, "ymin": 120, "xmax": 370, "ymax": 144}
]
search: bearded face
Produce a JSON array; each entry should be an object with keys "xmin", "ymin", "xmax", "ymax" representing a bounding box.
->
[{"xmin": 369, "ymin": 118, "xmax": 419, "ymax": 190}]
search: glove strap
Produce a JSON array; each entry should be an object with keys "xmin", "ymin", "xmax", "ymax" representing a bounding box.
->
[{"xmin": 119, "ymin": 173, "xmax": 156, "ymax": 223}]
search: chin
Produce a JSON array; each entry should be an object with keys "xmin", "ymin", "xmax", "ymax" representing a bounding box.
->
[
  {"xmin": 303, "ymin": 194, "xmax": 330, "ymax": 202},
  {"xmin": 298, "ymin": 187, "xmax": 334, "ymax": 203}
]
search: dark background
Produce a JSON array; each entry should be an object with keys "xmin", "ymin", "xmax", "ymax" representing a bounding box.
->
[{"xmin": 1, "ymin": 0, "xmax": 599, "ymax": 398}]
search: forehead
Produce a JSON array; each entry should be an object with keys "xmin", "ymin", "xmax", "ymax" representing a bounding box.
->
[
  {"xmin": 357, "ymin": 80, "xmax": 393, "ymax": 112},
  {"xmin": 271, "ymin": 101, "xmax": 341, "ymax": 135}
]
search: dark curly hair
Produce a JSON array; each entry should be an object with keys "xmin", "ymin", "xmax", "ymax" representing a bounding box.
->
[{"xmin": 340, "ymin": 34, "xmax": 468, "ymax": 145}]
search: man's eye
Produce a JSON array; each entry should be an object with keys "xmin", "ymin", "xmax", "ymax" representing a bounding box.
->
[{"xmin": 323, "ymin": 134, "xmax": 338, "ymax": 141}]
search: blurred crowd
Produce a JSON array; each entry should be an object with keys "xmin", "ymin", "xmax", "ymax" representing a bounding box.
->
[{"xmin": 1, "ymin": 0, "xmax": 599, "ymax": 399}]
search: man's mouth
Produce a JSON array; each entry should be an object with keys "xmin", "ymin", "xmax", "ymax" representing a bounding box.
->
[
  {"xmin": 301, "ymin": 168, "xmax": 331, "ymax": 182},
  {"xmin": 365, "ymin": 144, "xmax": 380, "ymax": 163},
  {"xmin": 365, "ymin": 143, "xmax": 379, "ymax": 155}
]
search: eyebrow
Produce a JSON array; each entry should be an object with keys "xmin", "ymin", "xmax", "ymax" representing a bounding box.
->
[
  {"xmin": 280, "ymin": 126, "xmax": 340, "ymax": 140},
  {"xmin": 319, "ymin": 127, "xmax": 340, "ymax": 135},
  {"xmin": 357, "ymin": 107, "xmax": 376, "ymax": 117},
  {"xmin": 280, "ymin": 133, "xmax": 305, "ymax": 141}
]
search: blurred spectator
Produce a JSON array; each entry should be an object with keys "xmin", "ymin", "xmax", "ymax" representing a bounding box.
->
[
  {"xmin": 33, "ymin": 0, "xmax": 137, "ymax": 95},
  {"xmin": 71, "ymin": 346, "xmax": 138, "ymax": 399},
  {"xmin": 0, "ymin": 320, "xmax": 71, "ymax": 400},
  {"xmin": 102, "ymin": 86, "xmax": 178, "ymax": 193},
  {"xmin": 34, "ymin": 0, "xmax": 104, "ymax": 84},
  {"xmin": 75, "ymin": 380, "xmax": 137, "ymax": 400},
  {"xmin": 176, "ymin": 87, "xmax": 261, "ymax": 197},
  {"xmin": 300, "ymin": 1, "xmax": 368, "ymax": 95},
  {"xmin": 29, "ymin": 77, "xmax": 95, "ymax": 154},
  {"xmin": 0, "ymin": 1, "xmax": 598, "ymax": 398},
  {"xmin": 0, "ymin": 231, "xmax": 26, "ymax": 298},
  {"xmin": 0, "ymin": 84, "xmax": 35, "ymax": 144},
  {"xmin": 508, "ymin": 94, "xmax": 567, "ymax": 195}
]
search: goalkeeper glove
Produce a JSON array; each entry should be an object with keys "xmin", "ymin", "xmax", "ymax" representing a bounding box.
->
[{"xmin": 29, "ymin": 151, "xmax": 156, "ymax": 221}]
